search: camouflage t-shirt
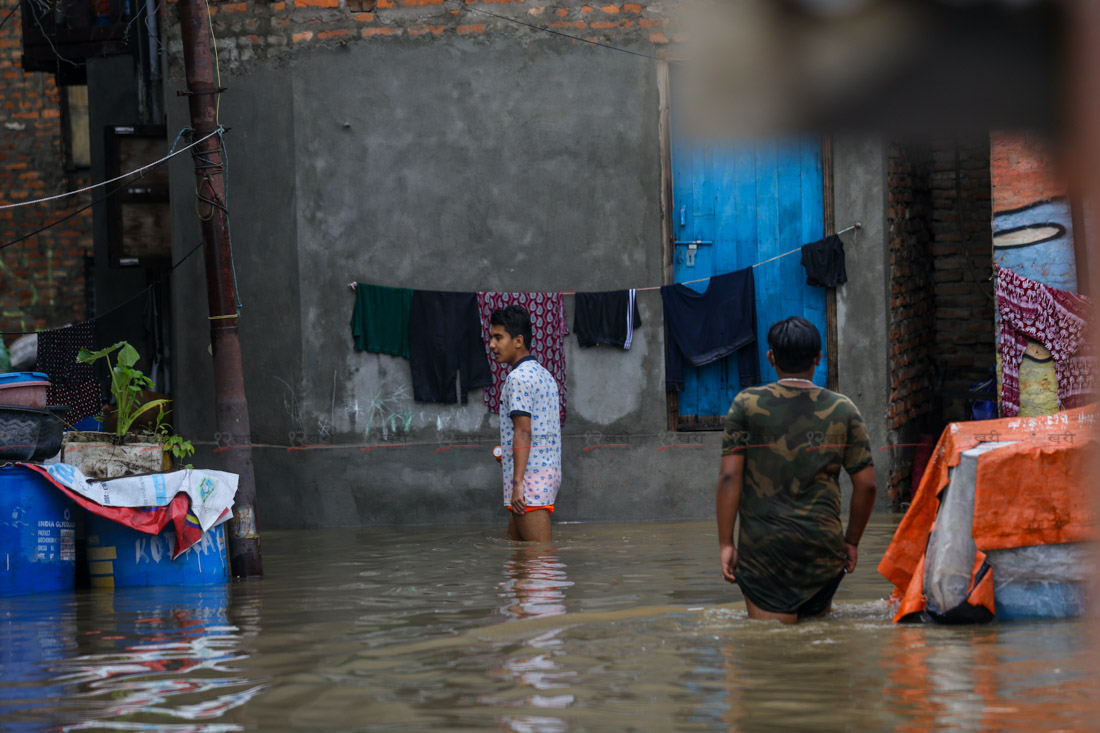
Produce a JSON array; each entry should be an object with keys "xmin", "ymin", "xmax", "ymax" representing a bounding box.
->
[{"xmin": 721, "ymin": 383, "xmax": 874, "ymax": 614}]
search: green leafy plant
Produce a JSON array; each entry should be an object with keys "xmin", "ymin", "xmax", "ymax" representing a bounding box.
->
[
  {"xmin": 155, "ymin": 408, "xmax": 195, "ymax": 468},
  {"xmin": 76, "ymin": 341, "xmax": 170, "ymax": 438}
]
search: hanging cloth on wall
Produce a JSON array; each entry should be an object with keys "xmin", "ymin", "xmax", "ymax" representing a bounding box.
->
[
  {"xmin": 408, "ymin": 290, "xmax": 492, "ymax": 404},
  {"xmin": 350, "ymin": 283, "xmax": 414, "ymax": 358},
  {"xmin": 624, "ymin": 289, "xmax": 638, "ymax": 350},
  {"xmin": 996, "ymin": 267, "xmax": 1095, "ymax": 416},
  {"xmin": 477, "ymin": 292, "xmax": 569, "ymax": 424},
  {"xmin": 800, "ymin": 234, "xmax": 848, "ymax": 288},
  {"xmin": 573, "ymin": 289, "xmax": 642, "ymax": 349},
  {"xmin": 661, "ymin": 267, "xmax": 760, "ymax": 391},
  {"xmin": 36, "ymin": 321, "xmax": 102, "ymax": 421}
]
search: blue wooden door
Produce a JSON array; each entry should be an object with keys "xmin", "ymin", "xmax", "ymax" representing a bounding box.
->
[{"xmin": 670, "ymin": 137, "xmax": 827, "ymax": 420}]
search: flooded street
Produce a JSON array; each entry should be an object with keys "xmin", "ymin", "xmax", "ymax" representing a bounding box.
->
[{"xmin": 1, "ymin": 517, "xmax": 1094, "ymax": 731}]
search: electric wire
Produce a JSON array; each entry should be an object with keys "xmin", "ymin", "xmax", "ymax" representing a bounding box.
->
[
  {"xmin": 0, "ymin": 128, "xmax": 220, "ymax": 211},
  {"xmin": 204, "ymin": 0, "xmax": 222, "ymax": 123},
  {"xmin": 0, "ymin": 239, "xmax": 205, "ymax": 336},
  {"xmin": 0, "ymin": 3, "xmax": 18, "ymax": 33},
  {"xmin": 0, "ymin": 127, "xmax": 203, "ymax": 253}
]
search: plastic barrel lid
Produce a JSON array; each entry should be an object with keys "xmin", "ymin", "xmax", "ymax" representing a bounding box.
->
[{"xmin": 0, "ymin": 372, "xmax": 50, "ymax": 385}]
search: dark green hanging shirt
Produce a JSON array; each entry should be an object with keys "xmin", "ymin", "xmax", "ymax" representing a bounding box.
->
[{"xmin": 350, "ymin": 283, "xmax": 413, "ymax": 358}]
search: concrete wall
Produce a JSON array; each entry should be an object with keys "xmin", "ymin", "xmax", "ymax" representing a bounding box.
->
[
  {"xmin": 168, "ymin": 40, "xmax": 894, "ymax": 527},
  {"xmin": 833, "ymin": 136, "xmax": 892, "ymax": 506}
]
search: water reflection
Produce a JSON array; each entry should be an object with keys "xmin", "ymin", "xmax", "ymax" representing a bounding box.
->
[
  {"xmin": 59, "ymin": 587, "xmax": 263, "ymax": 730},
  {"xmin": 0, "ymin": 592, "xmax": 78, "ymax": 731},
  {"xmin": 491, "ymin": 547, "xmax": 576, "ymax": 731},
  {"xmin": 497, "ymin": 547, "xmax": 573, "ymax": 621},
  {"xmin": 0, "ymin": 586, "xmax": 262, "ymax": 732},
  {"xmin": 881, "ymin": 624, "xmax": 1095, "ymax": 730},
  {"xmin": 0, "ymin": 521, "xmax": 1094, "ymax": 730}
]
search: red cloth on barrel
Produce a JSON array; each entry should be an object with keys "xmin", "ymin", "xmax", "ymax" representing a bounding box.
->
[{"xmin": 21, "ymin": 463, "xmax": 215, "ymax": 559}]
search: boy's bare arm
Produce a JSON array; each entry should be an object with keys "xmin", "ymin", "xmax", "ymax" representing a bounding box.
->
[
  {"xmin": 843, "ymin": 465, "xmax": 877, "ymax": 572},
  {"xmin": 716, "ymin": 453, "xmax": 745, "ymax": 583},
  {"xmin": 510, "ymin": 414, "xmax": 532, "ymax": 513}
]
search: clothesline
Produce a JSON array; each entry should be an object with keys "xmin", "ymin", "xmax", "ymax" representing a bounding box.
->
[{"xmin": 346, "ymin": 222, "xmax": 861, "ymax": 295}]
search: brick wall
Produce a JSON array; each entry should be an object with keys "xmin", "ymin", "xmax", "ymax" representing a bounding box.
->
[
  {"xmin": 930, "ymin": 138, "xmax": 996, "ymax": 423},
  {"xmin": 160, "ymin": 0, "xmax": 682, "ymax": 71},
  {"xmin": 885, "ymin": 138, "xmax": 995, "ymax": 508},
  {"xmin": 0, "ymin": 9, "xmax": 93, "ymax": 341},
  {"xmin": 886, "ymin": 142, "xmax": 936, "ymax": 507}
]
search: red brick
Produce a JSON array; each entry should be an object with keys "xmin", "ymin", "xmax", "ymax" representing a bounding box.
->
[
  {"xmin": 409, "ymin": 24, "xmax": 445, "ymax": 36},
  {"xmin": 456, "ymin": 23, "xmax": 485, "ymax": 34}
]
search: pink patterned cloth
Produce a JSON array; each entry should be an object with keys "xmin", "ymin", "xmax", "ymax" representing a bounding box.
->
[
  {"xmin": 996, "ymin": 267, "xmax": 1095, "ymax": 416},
  {"xmin": 477, "ymin": 292, "xmax": 568, "ymax": 424}
]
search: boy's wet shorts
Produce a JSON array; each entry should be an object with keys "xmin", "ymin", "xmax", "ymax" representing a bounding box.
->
[
  {"xmin": 504, "ymin": 505, "xmax": 555, "ymax": 515},
  {"xmin": 795, "ymin": 570, "xmax": 847, "ymax": 618},
  {"xmin": 739, "ymin": 569, "xmax": 846, "ymax": 617}
]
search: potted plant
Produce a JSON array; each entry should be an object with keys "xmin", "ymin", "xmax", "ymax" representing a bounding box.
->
[{"xmin": 60, "ymin": 341, "xmax": 194, "ymax": 479}]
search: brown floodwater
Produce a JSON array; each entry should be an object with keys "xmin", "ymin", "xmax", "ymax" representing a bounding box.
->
[{"xmin": 1, "ymin": 517, "xmax": 1095, "ymax": 731}]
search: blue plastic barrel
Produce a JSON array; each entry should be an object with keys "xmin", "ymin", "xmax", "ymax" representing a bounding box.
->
[
  {"xmin": 995, "ymin": 581, "xmax": 1087, "ymax": 620},
  {"xmin": 86, "ymin": 514, "xmax": 229, "ymax": 588},
  {"xmin": 0, "ymin": 465, "xmax": 76, "ymax": 596}
]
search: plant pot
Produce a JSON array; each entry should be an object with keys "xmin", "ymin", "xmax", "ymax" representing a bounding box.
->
[{"xmin": 61, "ymin": 432, "xmax": 169, "ymax": 479}]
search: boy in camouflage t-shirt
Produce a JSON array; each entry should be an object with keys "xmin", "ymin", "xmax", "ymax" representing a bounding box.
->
[{"xmin": 716, "ymin": 317, "xmax": 877, "ymax": 624}]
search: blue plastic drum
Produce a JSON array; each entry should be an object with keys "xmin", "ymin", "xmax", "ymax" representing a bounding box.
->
[
  {"xmin": 0, "ymin": 465, "xmax": 77, "ymax": 596},
  {"xmin": 86, "ymin": 513, "xmax": 230, "ymax": 588}
]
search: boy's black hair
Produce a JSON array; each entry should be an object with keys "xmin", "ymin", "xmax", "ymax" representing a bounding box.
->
[
  {"xmin": 490, "ymin": 305, "xmax": 534, "ymax": 351},
  {"xmin": 767, "ymin": 316, "xmax": 821, "ymax": 373}
]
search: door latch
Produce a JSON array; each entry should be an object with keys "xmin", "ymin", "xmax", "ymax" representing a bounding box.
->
[{"xmin": 672, "ymin": 240, "xmax": 713, "ymax": 269}]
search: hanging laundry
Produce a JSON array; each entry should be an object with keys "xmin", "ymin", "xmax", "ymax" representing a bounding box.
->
[
  {"xmin": 408, "ymin": 291, "xmax": 492, "ymax": 404},
  {"xmin": 800, "ymin": 234, "xmax": 848, "ymax": 288},
  {"xmin": 350, "ymin": 282, "xmax": 413, "ymax": 358},
  {"xmin": 36, "ymin": 321, "xmax": 102, "ymax": 421},
  {"xmin": 477, "ymin": 292, "xmax": 568, "ymax": 424},
  {"xmin": 573, "ymin": 289, "xmax": 642, "ymax": 349},
  {"xmin": 661, "ymin": 267, "xmax": 760, "ymax": 391},
  {"xmin": 624, "ymin": 289, "xmax": 638, "ymax": 350},
  {"xmin": 996, "ymin": 267, "xmax": 1095, "ymax": 416}
]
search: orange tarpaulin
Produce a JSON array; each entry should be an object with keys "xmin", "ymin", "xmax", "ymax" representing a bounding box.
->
[{"xmin": 878, "ymin": 406, "xmax": 1098, "ymax": 622}]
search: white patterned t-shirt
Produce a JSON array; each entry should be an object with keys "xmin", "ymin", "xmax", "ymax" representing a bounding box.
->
[{"xmin": 499, "ymin": 357, "xmax": 562, "ymax": 507}]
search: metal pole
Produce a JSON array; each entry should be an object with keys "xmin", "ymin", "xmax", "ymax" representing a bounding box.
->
[{"xmin": 176, "ymin": 0, "xmax": 262, "ymax": 578}]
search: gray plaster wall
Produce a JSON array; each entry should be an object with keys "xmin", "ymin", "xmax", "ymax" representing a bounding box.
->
[
  {"xmin": 833, "ymin": 136, "xmax": 892, "ymax": 509},
  {"xmin": 167, "ymin": 39, "xmax": 893, "ymax": 527},
  {"xmin": 168, "ymin": 63, "xmax": 303, "ymax": 459},
  {"xmin": 168, "ymin": 38, "xmax": 692, "ymax": 528}
]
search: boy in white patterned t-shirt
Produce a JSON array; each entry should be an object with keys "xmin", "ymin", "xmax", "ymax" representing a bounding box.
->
[{"xmin": 489, "ymin": 305, "xmax": 562, "ymax": 542}]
